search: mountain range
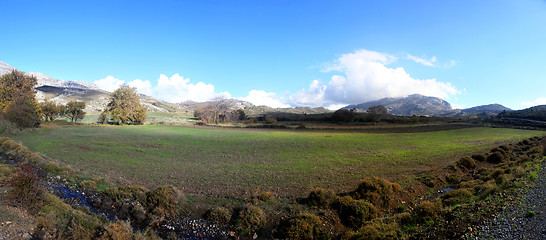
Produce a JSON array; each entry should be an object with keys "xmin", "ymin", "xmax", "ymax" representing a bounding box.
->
[{"xmin": 1, "ymin": 60, "xmax": 515, "ymax": 117}]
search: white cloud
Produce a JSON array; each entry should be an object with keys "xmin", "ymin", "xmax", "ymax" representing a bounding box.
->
[
  {"xmin": 154, "ymin": 74, "xmax": 218, "ymax": 103},
  {"xmin": 290, "ymin": 49, "xmax": 459, "ymax": 107},
  {"xmin": 522, "ymin": 97, "xmax": 546, "ymax": 108},
  {"xmin": 127, "ymin": 79, "xmax": 153, "ymax": 96},
  {"xmin": 94, "ymin": 74, "xmax": 226, "ymax": 103},
  {"xmin": 94, "ymin": 76, "xmax": 125, "ymax": 92},
  {"xmin": 239, "ymin": 90, "xmax": 290, "ymax": 108},
  {"xmin": 289, "ymin": 80, "xmax": 328, "ymax": 107},
  {"xmin": 406, "ymin": 54, "xmax": 437, "ymax": 67}
]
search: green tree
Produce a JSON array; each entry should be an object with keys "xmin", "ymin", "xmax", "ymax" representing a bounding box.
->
[
  {"xmin": 332, "ymin": 109, "xmax": 356, "ymax": 123},
  {"xmin": 368, "ymin": 105, "xmax": 388, "ymax": 123},
  {"xmin": 65, "ymin": 101, "xmax": 86, "ymax": 122},
  {"xmin": 41, "ymin": 100, "xmax": 63, "ymax": 122},
  {"xmin": 100, "ymin": 84, "xmax": 147, "ymax": 125},
  {"xmin": 0, "ymin": 70, "xmax": 41, "ymax": 128}
]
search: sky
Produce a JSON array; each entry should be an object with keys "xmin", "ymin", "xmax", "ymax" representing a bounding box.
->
[{"xmin": 1, "ymin": 0, "xmax": 545, "ymax": 110}]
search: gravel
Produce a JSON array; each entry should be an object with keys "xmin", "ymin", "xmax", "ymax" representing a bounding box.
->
[{"xmin": 465, "ymin": 160, "xmax": 546, "ymax": 239}]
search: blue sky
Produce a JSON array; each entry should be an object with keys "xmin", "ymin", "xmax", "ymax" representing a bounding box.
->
[{"xmin": 1, "ymin": 0, "xmax": 545, "ymax": 109}]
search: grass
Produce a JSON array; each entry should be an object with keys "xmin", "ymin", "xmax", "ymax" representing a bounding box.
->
[{"xmin": 9, "ymin": 125, "xmax": 545, "ymax": 199}]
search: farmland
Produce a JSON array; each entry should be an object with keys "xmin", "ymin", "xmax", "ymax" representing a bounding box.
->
[{"xmin": 11, "ymin": 125, "xmax": 545, "ymax": 200}]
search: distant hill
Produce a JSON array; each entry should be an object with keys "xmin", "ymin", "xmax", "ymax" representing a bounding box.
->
[
  {"xmin": 1, "ymin": 60, "xmax": 181, "ymax": 113},
  {"xmin": 498, "ymin": 105, "xmax": 546, "ymax": 122},
  {"xmin": 344, "ymin": 94, "xmax": 453, "ymax": 116},
  {"xmin": 461, "ymin": 104, "xmax": 512, "ymax": 116}
]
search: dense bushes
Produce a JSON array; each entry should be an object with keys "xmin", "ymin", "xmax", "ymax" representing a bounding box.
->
[
  {"xmin": 6, "ymin": 163, "xmax": 45, "ymax": 213},
  {"xmin": 487, "ymin": 151, "xmax": 504, "ymax": 164},
  {"xmin": 307, "ymin": 187, "xmax": 335, "ymax": 208},
  {"xmin": 276, "ymin": 213, "xmax": 327, "ymax": 239},
  {"xmin": 332, "ymin": 196, "xmax": 378, "ymax": 229},
  {"xmin": 204, "ymin": 207, "xmax": 232, "ymax": 224},
  {"xmin": 354, "ymin": 177, "xmax": 400, "ymax": 207},
  {"xmin": 235, "ymin": 206, "xmax": 266, "ymax": 233},
  {"xmin": 456, "ymin": 156, "xmax": 476, "ymax": 169}
]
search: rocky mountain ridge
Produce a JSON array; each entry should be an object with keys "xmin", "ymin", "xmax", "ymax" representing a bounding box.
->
[{"xmin": 344, "ymin": 94, "xmax": 512, "ymax": 117}]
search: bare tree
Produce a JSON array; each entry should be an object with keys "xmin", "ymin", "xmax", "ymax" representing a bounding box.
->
[{"xmin": 194, "ymin": 97, "xmax": 242, "ymax": 124}]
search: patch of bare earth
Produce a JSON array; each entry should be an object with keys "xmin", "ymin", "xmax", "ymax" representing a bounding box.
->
[{"xmin": 0, "ymin": 188, "xmax": 36, "ymax": 240}]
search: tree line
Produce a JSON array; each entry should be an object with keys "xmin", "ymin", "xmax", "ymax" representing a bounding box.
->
[{"xmin": 0, "ymin": 70, "xmax": 147, "ymax": 129}]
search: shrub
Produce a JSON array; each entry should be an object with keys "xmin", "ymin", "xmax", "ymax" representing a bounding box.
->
[
  {"xmin": 446, "ymin": 174, "xmax": 461, "ymax": 184},
  {"xmin": 412, "ymin": 200, "xmax": 442, "ymax": 223},
  {"xmin": 102, "ymin": 185, "xmax": 147, "ymax": 202},
  {"xmin": 275, "ymin": 213, "xmax": 327, "ymax": 240},
  {"xmin": 471, "ymin": 154, "xmax": 487, "ymax": 162},
  {"xmin": 0, "ymin": 115, "xmax": 18, "ymax": 135},
  {"xmin": 41, "ymin": 161, "xmax": 63, "ymax": 174},
  {"xmin": 487, "ymin": 152, "xmax": 504, "ymax": 164},
  {"xmin": 7, "ymin": 164, "xmax": 45, "ymax": 213},
  {"xmin": 332, "ymin": 196, "xmax": 378, "ymax": 229},
  {"xmin": 143, "ymin": 185, "xmax": 179, "ymax": 217},
  {"xmin": 441, "ymin": 188, "xmax": 473, "ymax": 206},
  {"xmin": 307, "ymin": 187, "xmax": 335, "ymax": 208},
  {"xmin": 98, "ymin": 221, "xmax": 134, "ymax": 240},
  {"xmin": 0, "ymin": 164, "xmax": 12, "ymax": 179},
  {"xmin": 264, "ymin": 116, "xmax": 277, "ymax": 124},
  {"xmin": 204, "ymin": 207, "xmax": 231, "ymax": 224},
  {"xmin": 79, "ymin": 180, "xmax": 98, "ymax": 191},
  {"xmin": 258, "ymin": 191, "xmax": 274, "ymax": 202},
  {"xmin": 236, "ymin": 206, "xmax": 266, "ymax": 233},
  {"xmin": 355, "ymin": 177, "xmax": 400, "ymax": 207},
  {"xmin": 1, "ymin": 139, "xmax": 20, "ymax": 150},
  {"xmin": 352, "ymin": 220, "xmax": 400, "ymax": 240},
  {"xmin": 456, "ymin": 157, "xmax": 476, "ymax": 169}
]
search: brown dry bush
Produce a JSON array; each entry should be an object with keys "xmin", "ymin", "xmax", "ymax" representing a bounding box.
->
[
  {"xmin": 471, "ymin": 154, "xmax": 487, "ymax": 162},
  {"xmin": 487, "ymin": 152, "xmax": 504, "ymax": 164},
  {"xmin": 412, "ymin": 200, "xmax": 442, "ymax": 223},
  {"xmin": 355, "ymin": 177, "xmax": 400, "ymax": 207},
  {"xmin": 307, "ymin": 187, "xmax": 336, "ymax": 208},
  {"xmin": 258, "ymin": 191, "xmax": 275, "ymax": 202},
  {"xmin": 456, "ymin": 157, "xmax": 476, "ymax": 169},
  {"xmin": 332, "ymin": 196, "xmax": 379, "ymax": 229},
  {"xmin": 235, "ymin": 206, "xmax": 266, "ymax": 233},
  {"xmin": 204, "ymin": 206, "xmax": 232, "ymax": 224},
  {"xmin": 352, "ymin": 219, "xmax": 401, "ymax": 240},
  {"xmin": 99, "ymin": 221, "xmax": 134, "ymax": 240},
  {"xmin": 7, "ymin": 163, "xmax": 45, "ymax": 213},
  {"xmin": 445, "ymin": 174, "xmax": 461, "ymax": 184},
  {"xmin": 143, "ymin": 185, "xmax": 179, "ymax": 217},
  {"xmin": 275, "ymin": 213, "xmax": 328, "ymax": 240},
  {"xmin": 441, "ymin": 188, "xmax": 473, "ymax": 206}
]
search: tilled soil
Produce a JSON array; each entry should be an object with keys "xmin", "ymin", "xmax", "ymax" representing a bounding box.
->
[{"xmin": 466, "ymin": 159, "xmax": 546, "ymax": 239}]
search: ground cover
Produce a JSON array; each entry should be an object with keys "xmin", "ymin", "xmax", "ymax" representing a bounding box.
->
[{"xmin": 10, "ymin": 125, "xmax": 545, "ymax": 200}]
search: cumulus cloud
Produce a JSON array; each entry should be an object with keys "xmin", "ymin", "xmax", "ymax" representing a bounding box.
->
[
  {"xmin": 289, "ymin": 80, "xmax": 327, "ymax": 107},
  {"xmin": 239, "ymin": 90, "xmax": 290, "ymax": 108},
  {"xmin": 94, "ymin": 74, "xmax": 227, "ymax": 103},
  {"xmin": 94, "ymin": 76, "xmax": 125, "ymax": 92},
  {"xmin": 522, "ymin": 97, "xmax": 546, "ymax": 108},
  {"xmin": 289, "ymin": 49, "xmax": 459, "ymax": 107},
  {"xmin": 127, "ymin": 79, "xmax": 153, "ymax": 96},
  {"xmin": 406, "ymin": 54, "xmax": 437, "ymax": 67}
]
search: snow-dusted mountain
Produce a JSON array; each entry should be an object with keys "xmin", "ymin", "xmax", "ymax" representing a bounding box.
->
[
  {"xmin": 1, "ymin": 60, "xmax": 100, "ymax": 90},
  {"xmin": 0, "ymin": 60, "xmax": 180, "ymax": 113}
]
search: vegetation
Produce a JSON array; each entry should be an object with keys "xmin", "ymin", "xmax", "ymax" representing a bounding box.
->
[
  {"xmin": 65, "ymin": 101, "xmax": 86, "ymax": 122},
  {"xmin": 1, "ymin": 123, "xmax": 544, "ymax": 239},
  {"xmin": 40, "ymin": 100, "xmax": 63, "ymax": 122},
  {"xmin": 0, "ymin": 70, "xmax": 41, "ymax": 128},
  {"xmin": 193, "ymin": 97, "xmax": 245, "ymax": 124},
  {"xmin": 99, "ymin": 84, "xmax": 147, "ymax": 125}
]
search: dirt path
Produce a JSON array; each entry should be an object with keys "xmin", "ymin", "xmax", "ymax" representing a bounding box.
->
[{"xmin": 466, "ymin": 158, "xmax": 546, "ymax": 239}]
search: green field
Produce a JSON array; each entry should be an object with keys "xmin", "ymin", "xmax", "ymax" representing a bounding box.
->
[{"xmin": 10, "ymin": 125, "xmax": 545, "ymax": 199}]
